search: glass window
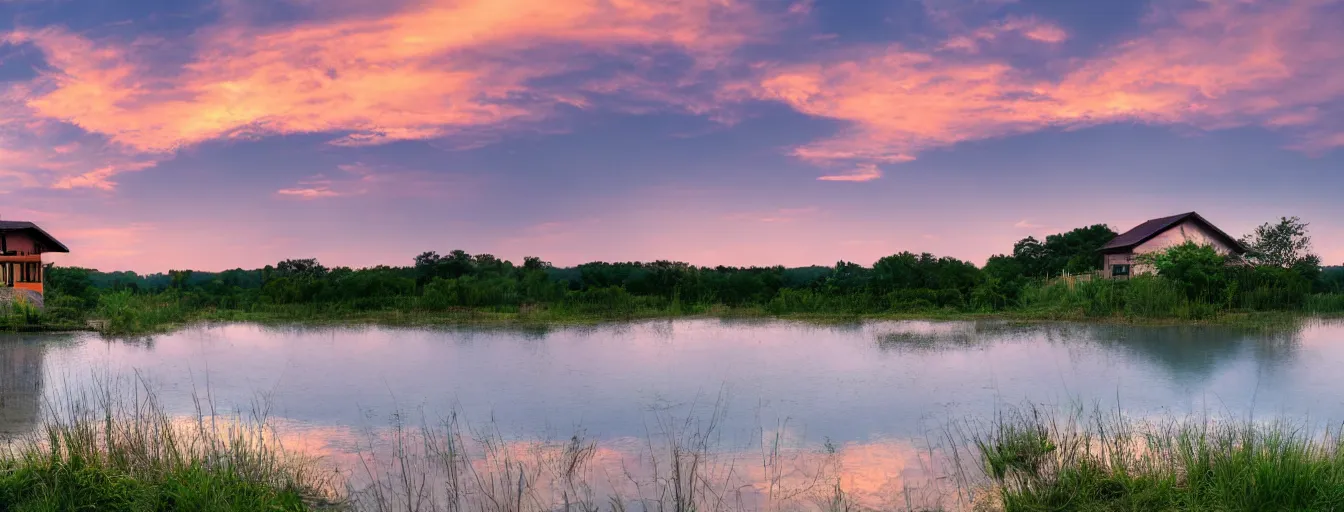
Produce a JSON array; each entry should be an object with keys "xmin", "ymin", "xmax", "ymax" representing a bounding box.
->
[{"xmin": 1112, "ymin": 264, "xmax": 1131, "ymax": 277}]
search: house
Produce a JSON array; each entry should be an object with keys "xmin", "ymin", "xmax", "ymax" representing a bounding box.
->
[
  {"xmin": 1100, "ymin": 212, "xmax": 1244, "ymax": 279},
  {"xmin": 0, "ymin": 221, "xmax": 69, "ymax": 294}
]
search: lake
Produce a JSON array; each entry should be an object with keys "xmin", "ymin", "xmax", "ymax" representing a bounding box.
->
[{"xmin": 2, "ymin": 319, "xmax": 1342, "ymax": 510}]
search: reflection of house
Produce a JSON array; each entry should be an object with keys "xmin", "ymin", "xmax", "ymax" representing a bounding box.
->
[
  {"xmin": 0, "ymin": 338, "xmax": 45, "ymax": 436},
  {"xmin": 0, "ymin": 221, "xmax": 70, "ymax": 294},
  {"xmin": 1101, "ymin": 212, "xmax": 1245, "ymax": 279}
]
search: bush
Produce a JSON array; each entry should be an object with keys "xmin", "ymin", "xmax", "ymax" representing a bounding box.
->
[{"xmin": 1140, "ymin": 242, "xmax": 1228, "ymax": 302}]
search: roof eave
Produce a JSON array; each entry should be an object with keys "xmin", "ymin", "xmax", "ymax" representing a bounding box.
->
[{"xmin": 0, "ymin": 226, "xmax": 70, "ymax": 253}]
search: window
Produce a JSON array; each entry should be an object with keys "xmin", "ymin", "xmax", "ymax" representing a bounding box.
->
[
  {"xmin": 1112, "ymin": 264, "xmax": 1131, "ymax": 277},
  {"xmin": 18, "ymin": 262, "xmax": 40, "ymax": 283}
]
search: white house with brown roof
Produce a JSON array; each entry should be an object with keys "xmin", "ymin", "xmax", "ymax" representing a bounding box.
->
[{"xmin": 1100, "ymin": 212, "xmax": 1245, "ymax": 279}]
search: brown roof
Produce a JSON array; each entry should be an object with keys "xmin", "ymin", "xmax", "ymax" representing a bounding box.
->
[
  {"xmin": 0, "ymin": 221, "xmax": 69, "ymax": 253},
  {"xmin": 1101, "ymin": 212, "xmax": 1244, "ymax": 254}
]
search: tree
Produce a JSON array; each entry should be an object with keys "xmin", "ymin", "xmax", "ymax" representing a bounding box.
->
[
  {"xmin": 275, "ymin": 258, "xmax": 328, "ymax": 278},
  {"xmin": 1011, "ymin": 237, "xmax": 1049, "ymax": 277},
  {"xmin": 1138, "ymin": 242, "xmax": 1227, "ymax": 301},
  {"xmin": 1044, "ymin": 224, "xmax": 1118, "ymax": 275},
  {"xmin": 168, "ymin": 269, "xmax": 194, "ymax": 290},
  {"xmin": 521, "ymin": 256, "xmax": 551, "ymax": 272},
  {"xmin": 1011, "ymin": 224, "xmax": 1118, "ymax": 277},
  {"xmin": 1241, "ymin": 217, "xmax": 1316, "ymax": 269},
  {"xmin": 1319, "ymin": 266, "xmax": 1344, "ymax": 293}
]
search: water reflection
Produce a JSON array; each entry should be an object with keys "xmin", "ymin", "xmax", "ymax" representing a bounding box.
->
[
  {"xmin": 0, "ymin": 333, "xmax": 78, "ymax": 436},
  {"xmin": 872, "ymin": 320, "xmax": 1310, "ymax": 389},
  {"xmin": 2, "ymin": 319, "xmax": 1344, "ymax": 508},
  {"xmin": 251, "ymin": 413, "xmax": 971, "ymax": 512}
]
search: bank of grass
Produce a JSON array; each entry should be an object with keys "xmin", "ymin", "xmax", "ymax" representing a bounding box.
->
[
  {"xmin": 976, "ymin": 407, "xmax": 1344, "ymax": 511},
  {"xmin": 1, "ymin": 382, "xmax": 337, "ymax": 511},
  {"xmin": 19, "ymin": 278, "xmax": 1344, "ymax": 336}
]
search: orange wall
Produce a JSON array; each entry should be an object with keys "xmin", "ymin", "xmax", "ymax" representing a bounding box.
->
[{"xmin": 0, "ymin": 253, "xmax": 46, "ymax": 294}]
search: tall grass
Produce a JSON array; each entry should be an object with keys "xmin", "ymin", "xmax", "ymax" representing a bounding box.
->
[
  {"xmin": 93, "ymin": 290, "xmax": 191, "ymax": 335},
  {"xmin": 1020, "ymin": 277, "xmax": 1225, "ymax": 321},
  {"xmin": 975, "ymin": 406, "xmax": 1344, "ymax": 511},
  {"xmin": 1307, "ymin": 293, "xmax": 1344, "ymax": 315},
  {"xmin": 0, "ymin": 378, "xmax": 336, "ymax": 510},
  {"xmin": 0, "ymin": 296, "xmax": 48, "ymax": 330},
  {"xmin": 343, "ymin": 398, "xmax": 852, "ymax": 512}
]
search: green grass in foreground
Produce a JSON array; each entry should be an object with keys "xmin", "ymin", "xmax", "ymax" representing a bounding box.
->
[
  {"xmin": 978, "ymin": 408, "xmax": 1344, "ymax": 511},
  {"xmin": 0, "ymin": 383, "xmax": 335, "ymax": 511}
]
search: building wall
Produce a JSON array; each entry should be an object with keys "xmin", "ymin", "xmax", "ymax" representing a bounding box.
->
[
  {"xmin": 0, "ymin": 254, "xmax": 45, "ymax": 294},
  {"xmin": 1133, "ymin": 219, "xmax": 1238, "ymax": 256},
  {"xmin": 0, "ymin": 232, "xmax": 43, "ymax": 255},
  {"xmin": 1104, "ymin": 219, "xmax": 1239, "ymax": 278}
]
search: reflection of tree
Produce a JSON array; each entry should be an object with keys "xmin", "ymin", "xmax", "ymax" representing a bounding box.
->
[
  {"xmin": 869, "ymin": 320, "xmax": 1307, "ymax": 386},
  {"xmin": 1080, "ymin": 322, "xmax": 1306, "ymax": 386},
  {"xmin": 0, "ymin": 335, "xmax": 50, "ymax": 436},
  {"xmin": 874, "ymin": 320, "xmax": 1031, "ymax": 353}
]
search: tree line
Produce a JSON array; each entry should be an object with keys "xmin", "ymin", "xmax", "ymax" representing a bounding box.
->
[{"xmin": 41, "ymin": 216, "xmax": 1344, "ymax": 323}]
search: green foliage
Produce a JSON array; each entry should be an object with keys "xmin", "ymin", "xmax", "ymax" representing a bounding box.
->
[
  {"xmin": 1012, "ymin": 224, "xmax": 1119, "ymax": 277},
  {"xmin": 1138, "ymin": 242, "xmax": 1228, "ymax": 302},
  {"xmin": 1307, "ymin": 293, "xmax": 1344, "ymax": 314},
  {"xmin": 0, "ymin": 381, "xmax": 331, "ymax": 511},
  {"xmin": 95, "ymin": 290, "xmax": 187, "ymax": 335},
  {"xmin": 1318, "ymin": 266, "xmax": 1344, "ymax": 294},
  {"xmin": 1241, "ymin": 216, "xmax": 1317, "ymax": 269},
  {"xmin": 1122, "ymin": 276, "xmax": 1186, "ymax": 319},
  {"xmin": 979, "ymin": 408, "xmax": 1344, "ymax": 512},
  {"xmin": 25, "ymin": 215, "xmax": 1344, "ymax": 334},
  {"xmin": 1020, "ymin": 279, "xmax": 1126, "ymax": 318}
]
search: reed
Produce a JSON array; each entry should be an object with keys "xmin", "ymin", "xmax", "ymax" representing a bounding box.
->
[
  {"xmin": 0, "ymin": 378, "xmax": 337, "ymax": 510},
  {"xmin": 975, "ymin": 406, "xmax": 1344, "ymax": 511}
]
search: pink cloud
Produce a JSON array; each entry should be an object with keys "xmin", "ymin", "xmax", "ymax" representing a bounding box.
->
[
  {"xmin": 51, "ymin": 161, "xmax": 159, "ymax": 191},
  {"xmin": 0, "ymin": 118, "xmax": 162, "ymax": 191},
  {"xmin": 275, "ymin": 184, "xmax": 347, "ymax": 200},
  {"xmin": 6, "ymin": 0, "xmax": 768, "ymax": 155},
  {"xmin": 754, "ymin": 0, "xmax": 1344, "ymax": 171},
  {"xmin": 943, "ymin": 15, "xmax": 1069, "ymax": 51},
  {"xmin": 1003, "ymin": 16, "xmax": 1068, "ymax": 43},
  {"xmin": 817, "ymin": 163, "xmax": 882, "ymax": 182},
  {"xmin": 0, "ymin": 0, "xmax": 1340, "ymax": 197}
]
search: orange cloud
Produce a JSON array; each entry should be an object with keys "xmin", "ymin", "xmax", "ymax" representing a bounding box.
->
[
  {"xmin": 8, "ymin": 0, "xmax": 765, "ymax": 155},
  {"xmin": 51, "ymin": 161, "xmax": 159, "ymax": 191},
  {"xmin": 275, "ymin": 183, "xmax": 348, "ymax": 200},
  {"xmin": 817, "ymin": 163, "xmax": 883, "ymax": 182},
  {"xmin": 756, "ymin": 0, "xmax": 1344, "ymax": 169}
]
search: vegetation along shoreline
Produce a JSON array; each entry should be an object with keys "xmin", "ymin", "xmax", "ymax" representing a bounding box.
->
[{"xmin": 0, "ymin": 215, "xmax": 1336, "ymax": 335}]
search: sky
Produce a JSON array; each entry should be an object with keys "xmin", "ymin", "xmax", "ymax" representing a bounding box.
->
[{"xmin": 0, "ymin": 0, "xmax": 1341, "ymax": 273}]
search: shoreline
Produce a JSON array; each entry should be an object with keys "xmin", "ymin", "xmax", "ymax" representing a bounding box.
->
[{"xmin": 39, "ymin": 306, "xmax": 1336, "ymax": 336}]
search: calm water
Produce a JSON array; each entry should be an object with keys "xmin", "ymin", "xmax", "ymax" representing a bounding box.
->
[{"xmin": 2, "ymin": 319, "xmax": 1342, "ymax": 508}]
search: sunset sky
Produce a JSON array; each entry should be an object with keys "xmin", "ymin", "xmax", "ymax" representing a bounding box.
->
[{"xmin": 1, "ymin": 0, "xmax": 1341, "ymax": 273}]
